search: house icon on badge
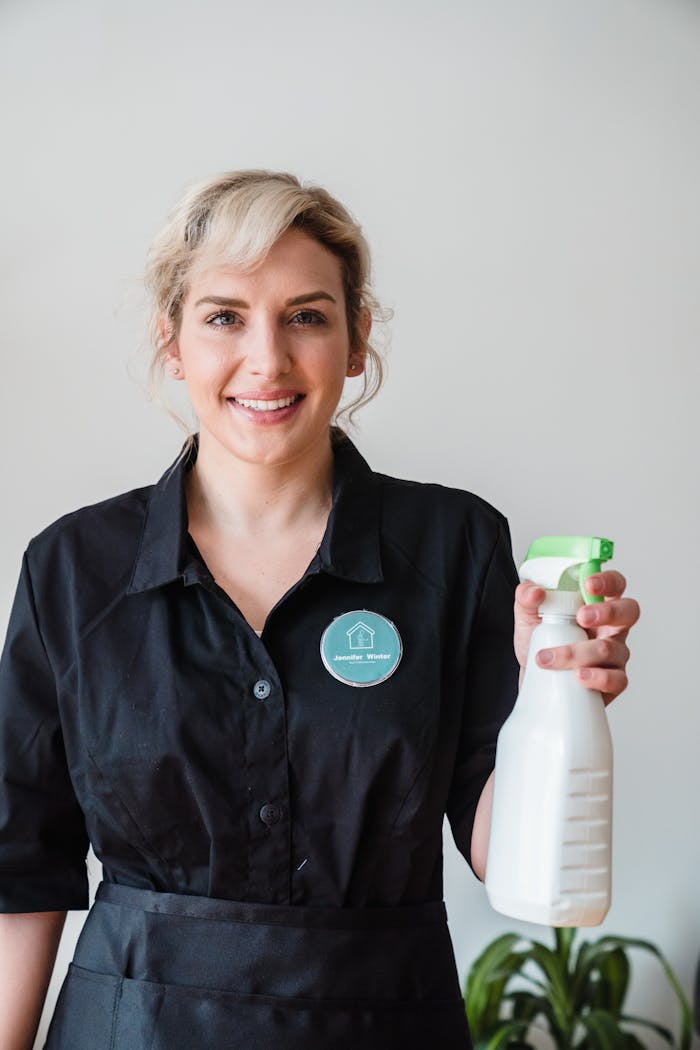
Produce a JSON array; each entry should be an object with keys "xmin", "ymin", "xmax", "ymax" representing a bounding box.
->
[{"xmin": 346, "ymin": 621, "xmax": 375, "ymax": 650}]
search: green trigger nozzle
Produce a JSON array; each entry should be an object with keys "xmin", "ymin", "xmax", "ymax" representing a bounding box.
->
[{"xmin": 519, "ymin": 536, "xmax": 615, "ymax": 605}]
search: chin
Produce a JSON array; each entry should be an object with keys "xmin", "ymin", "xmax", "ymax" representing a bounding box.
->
[{"xmin": 202, "ymin": 420, "xmax": 333, "ymax": 469}]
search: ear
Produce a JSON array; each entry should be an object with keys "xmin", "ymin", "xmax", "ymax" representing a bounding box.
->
[
  {"xmin": 346, "ymin": 353, "xmax": 365, "ymax": 378},
  {"xmin": 347, "ymin": 307, "xmax": 371, "ymax": 377},
  {"xmin": 165, "ymin": 354, "xmax": 185, "ymax": 380},
  {"xmin": 158, "ymin": 315, "xmax": 185, "ymax": 381}
]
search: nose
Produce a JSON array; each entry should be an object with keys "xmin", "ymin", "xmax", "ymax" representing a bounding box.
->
[{"xmin": 244, "ymin": 317, "xmax": 292, "ymax": 379}]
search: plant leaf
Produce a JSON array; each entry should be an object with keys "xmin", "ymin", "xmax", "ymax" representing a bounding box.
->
[
  {"xmin": 465, "ymin": 934, "xmax": 527, "ymax": 1036},
  {"xmin": 571, "ymin": 942, "xmax": 629, "ymax": 1012},
  {"xmin": 591, "ymin": 937, "xmax": 693, "ymax": 1050},
  {"xmin": 573, "ymin": 1030, "xmax": 644, "ymax": 1050},
  {"xmin": 571, "ymin": 939, "xmax": 600, "ymax": 1005},
  {"xmin": 477, "ymin": 1020, "xmax": 531, "ymax": 1050},
  {"xmin": 620, "ymin": 1013, "xmax": 675, "ymax": 1045},
  {"xmin": 505, "ymin": 990, "xmax": 551, "ymax": 1025},
  {"xmin": 526, "ymin": 942, "xmax": 573, "ymax": 1035},
  {"xmin": 581, "ymin": 947, "xmax": 630, "ymax": 1013},
  {"xmin": 579, "ymin": 1008, "xmax": 628, "ymax": 1050},
  {"xmin": 555, "ymin": 927, "xmax": 577, "ymax": 974}
]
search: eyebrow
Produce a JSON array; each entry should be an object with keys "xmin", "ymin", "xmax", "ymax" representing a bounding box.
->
[{"xmin": 193, "ymin": 290, "xmax": 337, "ymax": 309}]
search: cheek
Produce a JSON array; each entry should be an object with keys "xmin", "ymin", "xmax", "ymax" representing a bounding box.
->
[
  {"xmin": 312, "ymin": 362, "xmax": 347, "ymax": 403},
  {"xmin": 314, "ymin": 341, "xmax": 351, "ymax": 384},
  {"xmin": 182, "ymin": 341, "xmax": 235, "ymax": 388}
]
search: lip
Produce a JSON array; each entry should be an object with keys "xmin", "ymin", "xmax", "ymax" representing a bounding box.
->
[
  {"xmin": 226, "ymin": 393, "xmax": 305, "ymax": 425},
  {"xmin": 228, "ymin": 389, "xmax": 303, "ymax": 400}
]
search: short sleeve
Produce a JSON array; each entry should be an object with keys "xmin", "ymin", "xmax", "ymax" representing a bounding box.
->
[
  {"xmin": 446, "ymin": 516, "xmax": 519, "ymax": 876},
  {"xmin": 0, "ymin": 550, "xmax": 89, "ymax": 912}
]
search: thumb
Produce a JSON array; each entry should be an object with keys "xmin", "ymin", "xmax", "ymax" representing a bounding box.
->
[{"xmin": 515, "ymin": 580, "xmax": 544, "ymax": 624}]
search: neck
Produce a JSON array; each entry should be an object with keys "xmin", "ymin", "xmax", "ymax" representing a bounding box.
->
[{"xmin": 186, "ymin": 429, "xmax": 335, "ymax": 538}]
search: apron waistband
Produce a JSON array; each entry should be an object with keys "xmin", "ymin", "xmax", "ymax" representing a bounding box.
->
[
  {"xmin": 72, "ymin": 881, "xmax": 463, "ymax": 1005},
  {"xmin": 95, "ymin": 879, "xmax": 449, "ymax": 930}
]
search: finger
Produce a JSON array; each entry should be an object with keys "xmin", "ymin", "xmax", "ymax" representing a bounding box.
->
[
  {"xmin": 595, "ymin": 624, "xmax": 630, "ymax": 644},
  {"xmin": 577, "ymin": 597, "xmax": 640, "ymax": 631},
  {"xmin": 536, "ymin": 637, "xmax": 629, "ymax": 671},
  {"xmin": 584, "ymin": 570, "xmax": 627, "ymax": 599},
  {"xmin": 577, "ymin": 667, "xmax": 629, "ymax": 706},
  {"xmin": 515, "ymin": 580, "xmax": 545, "ymax": 613}
]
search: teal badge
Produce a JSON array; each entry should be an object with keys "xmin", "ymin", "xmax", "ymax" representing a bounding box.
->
[{"xmin": 320, "ymin": 610, "xmax": 403, "ymax": 688}]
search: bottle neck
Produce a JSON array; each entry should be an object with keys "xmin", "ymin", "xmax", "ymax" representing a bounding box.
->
[{"xmin": 537, "ymin": 588, "xmax": 584, "ymax": 619}]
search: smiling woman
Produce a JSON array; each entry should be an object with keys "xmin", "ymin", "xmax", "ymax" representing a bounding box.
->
[
  {"xmin": 146, "ymin": 170, "xmax": 385, "ymax": 445},
  {"xmin": 0, "ymin": 169, "xmax": 638, "ymax": 1050},
  {"xmin": 167, "ymin": 229, "xmax": 367, "ymax": 470}
]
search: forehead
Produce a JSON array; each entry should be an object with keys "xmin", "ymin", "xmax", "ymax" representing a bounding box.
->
[{"xmin": 185, "ymin": 228, "xmax": 345, "ymax": 301}]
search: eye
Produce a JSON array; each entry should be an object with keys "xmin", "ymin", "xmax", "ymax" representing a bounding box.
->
[
  {"xmin": 290, "ymin": 309, "xmax": 326, "ymax": 326},
  {"xmin": 206, "ymin": 310, "xmax": 240, "ymax": 328}
]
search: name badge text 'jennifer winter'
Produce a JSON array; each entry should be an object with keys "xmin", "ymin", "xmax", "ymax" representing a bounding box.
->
[{"xmin": 320, "ymin": 610, "xmax": 403, "ymax": 687}]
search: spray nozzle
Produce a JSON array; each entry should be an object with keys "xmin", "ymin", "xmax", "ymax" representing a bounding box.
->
[{"xmin": 519, "ymin": 536, "xmax": 614, "ymax": 605}]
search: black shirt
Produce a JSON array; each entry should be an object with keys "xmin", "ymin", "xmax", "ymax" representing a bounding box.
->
[{"xmin": 0, "ymin": 434, "xmax": 518, "ymax": 913}]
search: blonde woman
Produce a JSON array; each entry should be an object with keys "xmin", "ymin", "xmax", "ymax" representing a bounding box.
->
[{"xmin": 0, "ymin": 171, "xmax": 638, "ymax": 1049}]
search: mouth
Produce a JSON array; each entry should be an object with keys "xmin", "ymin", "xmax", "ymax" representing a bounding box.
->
[
  {"xmin": 230, "ymin": 393, "xmax": 304, "ymax": 412},
  {"xmin": 226, "ymin": 392, "xmax": 306, "ymax": 423}
]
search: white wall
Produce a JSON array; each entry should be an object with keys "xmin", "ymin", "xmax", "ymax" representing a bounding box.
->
[{"xmin": 1, "ymin": 0, "xmax": 698, "ymax": 1044}]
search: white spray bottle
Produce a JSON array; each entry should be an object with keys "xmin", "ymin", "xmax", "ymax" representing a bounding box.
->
[{"xmin": 485, "ymin": 536, "xmax": 615, "ymax": 927}]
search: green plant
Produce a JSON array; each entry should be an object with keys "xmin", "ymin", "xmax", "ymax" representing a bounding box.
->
[{"xmin": 464, "ymin": 927, "xmax": 693, "ymax": 1050}]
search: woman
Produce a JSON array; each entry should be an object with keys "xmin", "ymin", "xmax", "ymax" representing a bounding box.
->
[{"xmin": 0, "ymin": 171, "xmax": 638, "ymax": 1049}]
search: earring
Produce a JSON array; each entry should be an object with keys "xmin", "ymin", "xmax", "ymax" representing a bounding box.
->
[{"xmin": 172, "ymin": 367, "xmax": 181, "ymax": 376}]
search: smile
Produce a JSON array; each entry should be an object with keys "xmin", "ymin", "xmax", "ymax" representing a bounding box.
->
[{"xmin": 231, "ymin": 394, "xmax": 303, "ymax": 412}]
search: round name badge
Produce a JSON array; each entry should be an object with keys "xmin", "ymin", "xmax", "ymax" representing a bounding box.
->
[{"xmin": 320, "ymin": 610, "xmax": 403, "ymax": 688}]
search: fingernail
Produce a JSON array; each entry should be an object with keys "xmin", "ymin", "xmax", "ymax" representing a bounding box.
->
[
  {"xmin": 538, "ymin": 649, "xmax": 554, "ymax": 665},
  {"xmin": 579, "ymin": 668, "xmax": 593, "ymax": 680},
  {"xmin": 587, "ymin": 577, "xmax": 604, "ymax": 595},
  {"xmin": 579, "ymin": 607, "xmax": 597, "ymax": 627}
]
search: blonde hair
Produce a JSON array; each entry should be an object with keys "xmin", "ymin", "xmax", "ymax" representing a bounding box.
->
[{"xmin": 144, "ymin": 170, "xmax": 388, "ymax": 440}]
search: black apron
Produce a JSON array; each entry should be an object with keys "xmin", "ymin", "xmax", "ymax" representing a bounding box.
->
[{"xmin": 44, "ymin": 882, "xmax": 472, "ymax": 1049}]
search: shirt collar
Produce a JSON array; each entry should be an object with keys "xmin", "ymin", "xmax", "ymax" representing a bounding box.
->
[
  {"xmin": 126, "ymin": 429, "xmax": 383, "ymax": 595},
  {"xmin": 319, "ymin": 430, "xmax": 383, "ymax": 584},
  {"xmin": 126, "ymin": 438, "xmax": 196, "ymax": 595}
]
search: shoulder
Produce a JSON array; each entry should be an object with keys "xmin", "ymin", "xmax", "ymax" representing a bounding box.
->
[
  {"xmin": 376, "ymin": 470, "xmax": 509, "ymax": 544},
  {"xmin": 373, "ymin": 469, "xmax": 513, "ymax": 589},
  {"xmin": 24, "ymin": 483, "xmax": 153, "ymax": 588},
  {"xmin": 377, "ymin": 471, "xmax": 507, "ymax": 527},
  {"xmin": 27, "ymin": 483, "xmax": 152, "ymax": 554}
]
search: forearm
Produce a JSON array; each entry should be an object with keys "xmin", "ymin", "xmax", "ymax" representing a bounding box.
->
[
  {"xmin": 470, "ymin": 672, "xmax": 522, "ymax": 882},
  {"xmin": 470, "ymin": 770, "xmax": 495, "ymax": 882},
  {"xmin": 0, "ymin": 910, "xmax": 66, "ymax": 1050}
]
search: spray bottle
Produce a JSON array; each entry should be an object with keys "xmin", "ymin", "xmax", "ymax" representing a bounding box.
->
[{"xmin": 485, "ymin": 536, "xmax": 614, "ymax": 927}]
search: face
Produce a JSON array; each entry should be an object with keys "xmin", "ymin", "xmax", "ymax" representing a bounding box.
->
[{"xmin": 165, "ymin": 228, "xmax": 368, "ymax": 468}]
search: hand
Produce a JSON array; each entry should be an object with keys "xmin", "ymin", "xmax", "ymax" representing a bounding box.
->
[{"xmin": 514, "ymin": 572, "xmax": 640, "ymax": 706}]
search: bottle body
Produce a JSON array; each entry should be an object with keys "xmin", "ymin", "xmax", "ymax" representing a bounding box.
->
[{"xmin": 485, "ymin": 616, "xmax": 613, "ymax": 927}]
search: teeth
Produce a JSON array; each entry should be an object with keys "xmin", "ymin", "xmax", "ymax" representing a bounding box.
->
[{"xmin": 234, "ymin": 395, "xmax": 299, "ymax": 411}]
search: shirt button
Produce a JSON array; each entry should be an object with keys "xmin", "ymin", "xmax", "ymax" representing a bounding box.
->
[
  {"xmin": 259, "ymin": 803, "xmax": 282, "ymax": 826},
  {"xmin": 253, "ymin": 679, "xmax": 271, "ymax": 700}
]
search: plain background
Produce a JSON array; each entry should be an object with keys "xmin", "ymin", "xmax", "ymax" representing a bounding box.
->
[{"xmin": 1, "ymin": 0, "xmax": 699, "ymax": 1045}]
